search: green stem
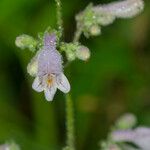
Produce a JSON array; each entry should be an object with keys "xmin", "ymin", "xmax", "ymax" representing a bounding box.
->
[
  {"xmin": 55, "ymin": 0, "xmax": 63, "ymax": 38},
  {"xmin": 65, "ymin": 94, "xmax": 75, "ymax": 150}
]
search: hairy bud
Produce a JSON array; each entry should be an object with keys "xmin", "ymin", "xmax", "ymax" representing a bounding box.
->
[
  {"xmin": 15, "ymin": 34, "xmax": 37, "ymax": 52},
  {"xmin": 76, "ymin": 46, "xmax": 91, "ymax": 61}
]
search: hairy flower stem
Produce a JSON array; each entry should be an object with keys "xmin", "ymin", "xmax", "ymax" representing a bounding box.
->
[
  {"xmin": 55, "ymin": 0, "xmax": 63, "ymax": 38},
  {"xmin": 73, "ymin": 27, "xmax": 82, "ymax": 43},
  {"xmin": 65, "ymin": 94, "xmax": 75, "ymax": 150}
]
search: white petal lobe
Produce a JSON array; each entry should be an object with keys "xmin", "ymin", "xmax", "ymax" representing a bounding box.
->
[
  {"xmin": 44, "ymin": 87, "xmax": 57, "ymax": 101},
  {"xmin": 57, "ymin": 74, "xmax": 70, "ymax": 93},
  {"xmin": 32, "ymin": 77, "xmax": 43, "ymax": 92}
]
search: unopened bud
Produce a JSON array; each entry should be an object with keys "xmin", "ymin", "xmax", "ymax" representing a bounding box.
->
[
  {"xmin": 116, "ymin": 113, "xmax": 137, "ymax": 129},
  {"xmin": 0, "ymin": 142, "xmax": 20, "ymax": 150},
  {"xmin": 76, "ymin": 46, "xmax": 91, "ymax": 61},
  {"xmin": 0, "ymin": 144, "xmax": 8, "ymax": 150},
  {"xmin": 15, "ymin": 34, "xmax": 37, "ymax": 52},
  {"xmin": 27, "ymin": 55, "xmax": 38, "ymax": 77}
]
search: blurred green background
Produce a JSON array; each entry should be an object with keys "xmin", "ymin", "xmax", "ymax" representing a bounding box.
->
[{"xmin": 0, "ymin": 0, "xmax": 150, "ymax": 150}]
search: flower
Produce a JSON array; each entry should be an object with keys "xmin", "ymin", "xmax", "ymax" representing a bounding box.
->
[
  {"xmin": 93, "ymin": 0, "xmax": 144, "ymax": 19},
  {"xmin": 32, "ymin": 33, "xmax": 70, "ymax": 101},
  {"xmin": 76, "ymin": 0, "xmax": 144, "ymax": 37},
  {"xmin": 111, "ymin": 127, "xmax": 150, "ymax": 150},
  {"xmin": 27, "ymin": 53, "xmax": 38, "ymax": 77}
]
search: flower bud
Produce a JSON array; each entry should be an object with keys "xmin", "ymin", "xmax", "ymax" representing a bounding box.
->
[
  {"xmin": 111, "ymin": 127, "xmax": 150, "ymax": 150},
  {"xmin": 15, "ymin": 34, "xmax": 37, "ymax": 52},
  {"xmin": 27, "ymin": 55, "xmax": 38, "ymax": 77},
  {"xmin": 115, "ymin": 113, "xmax": 137, "ymax": 129},
  {"xmin": 90, "ymin": 25, "xmax": 101, "ymax": 36},
  {"xmin": 76, "ymin": 46, "xmax": 91, "ymax": 61}
]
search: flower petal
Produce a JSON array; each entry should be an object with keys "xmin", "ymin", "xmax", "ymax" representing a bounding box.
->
[
  {"xmin": 44, "ymin": 86, "xmax": 57, "ymax": 101},
  {"xmin": 56, "ymin": 73, "xmax": 70, "ymax": 93},
  {"xmin": 32, "ymin": 77, "xmax": 43, "ymax": 92}
]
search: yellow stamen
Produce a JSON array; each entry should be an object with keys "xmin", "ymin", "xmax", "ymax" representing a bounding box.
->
[{"xmin": 47, "ymin": 75, "xmax": 54, "ymax": 87}]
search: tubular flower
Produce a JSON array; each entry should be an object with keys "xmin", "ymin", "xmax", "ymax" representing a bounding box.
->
[{"xmin": 32, "ymin": 33, "xmax": 70, "ymax": 101}]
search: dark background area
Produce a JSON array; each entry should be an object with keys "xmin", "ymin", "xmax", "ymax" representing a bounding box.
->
[{"xmin": 0, "ymin": 0, "xmax": 150, "ymax": 150}]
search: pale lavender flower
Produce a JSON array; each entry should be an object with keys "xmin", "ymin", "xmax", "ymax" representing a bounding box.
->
[
  {"xmin": 0, "ymin": 143, "xmax": 20, "ymax": 150},
  {"xmin": 111, "ymin": 127, "xmax": 150, "ymax": 150},
  {"xmin": 108, "ymin": 144, "xmax": 121, "ymax": 150},
  {"xmin": 93, "ymin": 0, "xmax": 144, "ymax": 19},
  {"xmin": 32, "ymin": 33, "xmax": 70, "ymax": 101}
]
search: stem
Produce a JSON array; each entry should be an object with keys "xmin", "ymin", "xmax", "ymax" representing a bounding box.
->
[
  {"xmin": 65, "ymin": 94, "xmax": 75, "ymax": 150},
  {"xmin": 73, "ymin": 27, "xmax": 82, "ymax": 43},
  {"xmin": 55, "ymin": 0, "xmax": 63, "ymax": 38}
]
